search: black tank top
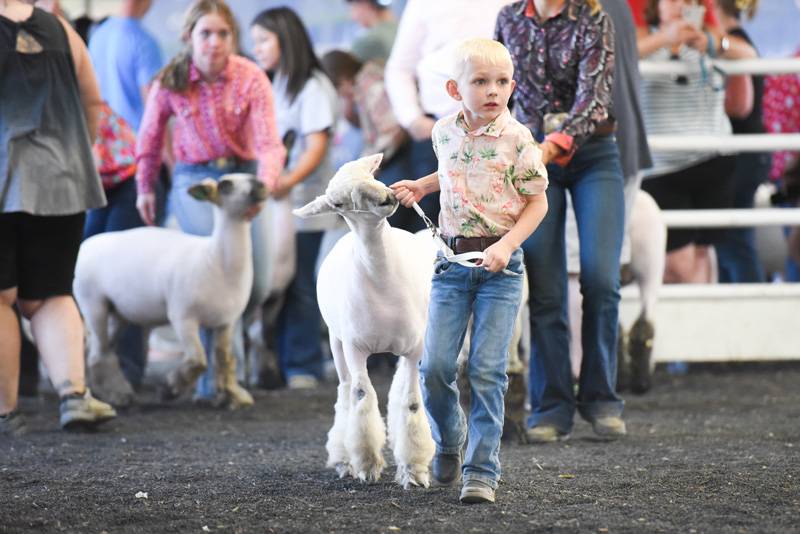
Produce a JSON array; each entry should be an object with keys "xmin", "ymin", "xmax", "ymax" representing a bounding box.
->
[
  {"xmin": 0, "ymin": 7, "xmax": 104, "ymax": 215},
  {"xmin": 728, "ymin": 27, "xmax": 765, "ymax": 135}
]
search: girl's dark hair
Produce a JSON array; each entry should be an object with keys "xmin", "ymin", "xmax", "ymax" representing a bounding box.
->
[
  {"xmin": 158, "ymin": 0, "xmax": 240, "ymax": 93},
  {"xmin": 644, "ymin": 0, "xmax": 661, "ymax": 27},
  {"xmin": 251, "ymin": 6, "xmax": 325, "ymax": 104}
]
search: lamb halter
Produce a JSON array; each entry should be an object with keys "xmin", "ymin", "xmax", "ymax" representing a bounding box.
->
[{"xmin": 411, "ymin": 201, "xmax": 518, "ymax": 276}]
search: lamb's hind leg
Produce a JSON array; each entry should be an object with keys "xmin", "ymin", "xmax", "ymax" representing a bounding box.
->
[
  {"xmin": 387, "ymin": 351, "xmax": 435, "ymax": 489},
  {"xmin": 164, "ymin": 317, "xmax": 207, "ymax": 399},
  {"xmin": 85, "ymin": 302, "xmax": 136, "ymax": 407},
  {"xmin": 326, "ymin": 337, "xmax": 353, "ymax": 478},
  {"xmin": 213, "ymin": 324, "xmax": 254, "ymax": 409},
  {"xmin": 343, "ymin": 342, "xmax": 385, "ymax": 482}
]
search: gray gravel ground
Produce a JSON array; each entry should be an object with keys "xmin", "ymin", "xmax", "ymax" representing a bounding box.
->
[{"xmin": 1, "ymin": 362, "xmax": 799, "ymax": 533}]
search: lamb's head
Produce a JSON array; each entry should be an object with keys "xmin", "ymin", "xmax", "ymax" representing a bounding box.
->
[
  {"xmin": 188, "ymin": 174, "xmax": 268, "ymax": 219},
  {"xmin": 293, "ymin": 154, "xmax": 398, "ymax": 221}
]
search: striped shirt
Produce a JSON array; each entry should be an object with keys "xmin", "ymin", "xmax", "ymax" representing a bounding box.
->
[
  {"xmin": 640, "ymin": 45, "xmax": 732, "ymax": 178},
  {"xmin": 135, "ymin": 55, "xmax": 285, "ymax": 194}
]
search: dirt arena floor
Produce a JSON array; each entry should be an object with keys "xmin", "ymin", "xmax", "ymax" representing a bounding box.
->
[{"xmin": 2, "ymin": 362, "xmax": 799, "ymax": 533}]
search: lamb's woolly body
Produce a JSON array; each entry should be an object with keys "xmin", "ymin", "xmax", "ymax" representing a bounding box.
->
[
  {"xmin": 74, "ymin": 174, "xmax": 263, "ymax": 408},
  {"xmin": 295, "ymin": 154, "xmax": 435, "ymax": 489}
]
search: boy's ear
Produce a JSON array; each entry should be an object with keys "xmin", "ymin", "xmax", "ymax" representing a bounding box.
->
[{"xmin": 446, "ymin": 79, "xmax": 462, "ymax": 101}]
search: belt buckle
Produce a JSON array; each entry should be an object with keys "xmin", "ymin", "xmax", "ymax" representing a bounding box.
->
[{"xmin": 213, "ymin": 157, "xmax": 229, "ymax": 170}]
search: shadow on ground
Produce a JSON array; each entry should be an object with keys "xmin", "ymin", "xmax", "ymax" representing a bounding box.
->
[{"xmin": 2, "ymin": 363, "xmax": 799, "ymax": 533}]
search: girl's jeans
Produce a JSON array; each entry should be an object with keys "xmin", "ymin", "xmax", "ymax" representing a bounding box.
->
[
  {"xmin": 170, "ymin": 160, "xmax": 271, "ymax": 398},
  {"xmin": 421, "ymin": 248, "xmax": 525, "ymax": 489},
  {"xmin": 523, "ymin": 136, "xmax": 625, "ymax": 433}
]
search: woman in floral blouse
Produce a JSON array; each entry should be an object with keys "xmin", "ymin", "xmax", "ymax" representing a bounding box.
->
[{"xmin": 495, "ymin": 0, "xmax": 628, "ymax": 443}]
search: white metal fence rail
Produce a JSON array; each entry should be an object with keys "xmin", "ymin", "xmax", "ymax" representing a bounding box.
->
[{"xmin": 621, "ymin": 58, "xmax": 800, "ymax": 363}]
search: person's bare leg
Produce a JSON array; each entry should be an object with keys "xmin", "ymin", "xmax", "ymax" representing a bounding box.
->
[
  {"xmin": 695, "ymin": 245, "xmax": 717, "ymax": 283},
  {"xmin": 663, "ymin": 244, "xmax": 696, "ymax": 283},
  {"xmin": 0, "ymin": 288, "xmax": 21, "ymax": 415},
  {"xmin": 19, "ymin": 296, "xmax": 85, "ymax": 398}
]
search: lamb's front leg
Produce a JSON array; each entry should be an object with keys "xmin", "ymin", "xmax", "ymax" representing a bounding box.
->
[
  {"xmin": 164, "ymin": 317, "xmax": 208, "ymax": 399},
  {"xmin": 213, "ymin": 323, "xmax": 254, "ymax": 409},
  {"xmin": 84, "ymin": 303, "xmax": 136, "ymax": 407},
  {"xmin": 343, "ymin": 342, "xmax": 385, "ymax": 482},
  {"xmin": 388, "ymin": 351, "xmax": 435, "ymax": 489},
  {"xmin": 326, "ymin": 337, "xmax": 353, "ymax": 478}
]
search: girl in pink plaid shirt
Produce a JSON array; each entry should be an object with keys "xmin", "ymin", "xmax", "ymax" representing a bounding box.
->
[{"xmin": 135, "ymin": 0, "xmax": 284, "ymax": 400}]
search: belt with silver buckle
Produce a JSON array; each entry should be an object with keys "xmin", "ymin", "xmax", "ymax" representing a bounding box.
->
[{"xmin": 204, "ymin": 156, "xmax": 238, "ymax": 170}]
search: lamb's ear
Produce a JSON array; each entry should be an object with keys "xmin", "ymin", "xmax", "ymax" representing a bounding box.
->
[
  {"xmin": 293, "ymin": 195, "xmax": 334, "ymax": 218},
  {"xmin": 187, "ymin": 179, "xmax": 219, "ymax": 203},
  {"xmin": 358, "ymin": 153, "xmax": 383, "ymax": 175}
]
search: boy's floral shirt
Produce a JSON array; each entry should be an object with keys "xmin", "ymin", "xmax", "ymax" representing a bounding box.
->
[{"xmin": 433, "ymin": 108, "xmax": 548, "ymax": 237}]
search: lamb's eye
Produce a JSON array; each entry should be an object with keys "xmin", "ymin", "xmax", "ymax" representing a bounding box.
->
[
  {"xmin": 333, "ymin": 202, "xmax": 343, "ymax": 208},
  {"xmin": 217, "ymin": 180, "xmax": 234, "ymax": 195}
]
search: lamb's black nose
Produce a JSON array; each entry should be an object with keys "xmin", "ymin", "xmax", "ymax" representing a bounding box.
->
[{"xmin": 250, "ymin": 180, "xmax": 268, "ymax": 201}]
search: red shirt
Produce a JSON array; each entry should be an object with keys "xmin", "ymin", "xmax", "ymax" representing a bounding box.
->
[
  {"xmin": 136, "ymin": 55, "xmax": 285, "ymax": 194},
  {"xmin": 626, "ymin": 0, "xmax": 718, "ymax": 28}
]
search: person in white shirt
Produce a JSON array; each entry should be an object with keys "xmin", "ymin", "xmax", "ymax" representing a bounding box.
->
[{"xmin": 382, "ymin": 0, "xmax": 515, "ymax": 232}]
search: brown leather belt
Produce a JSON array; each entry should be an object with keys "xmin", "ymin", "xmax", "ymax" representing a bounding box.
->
[
  {"xmin": 443, "ymin": 235, "xmax": 502, "ymax": 254},
  {"xmin": 593, "ymin": 119, "xmax": 617, "ymax": 137}
]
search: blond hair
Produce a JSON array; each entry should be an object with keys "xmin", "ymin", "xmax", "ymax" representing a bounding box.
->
[
  {"xmin": 587, "ymin": 0, "xmax": 601, "ymax": 15},
  {"xmin": 451, "ymin": 38, "xmax": 514, "ymax": 83}
]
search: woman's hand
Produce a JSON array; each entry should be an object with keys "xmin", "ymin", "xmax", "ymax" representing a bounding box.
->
[
  {"xmin": 540, "ymin": 140, "xmax": 564, "ymax": 166},
  {"xmin": 662, "ymin": 19, "xmax": 696, "ymax": 49},
  {"xmin": 270, "ymin": 173, "xmax": 294, "ymax": 200},
  {"xmin": 136, "ymin": 192, "xmax": 157, "ymax": 226},
  {"xmin": 686, "ymin": 26, "xmax": 711, "ymax": 54},
  {"xmin": 391, "ymin": 179, "xmax": 427, "ymax": 207}
]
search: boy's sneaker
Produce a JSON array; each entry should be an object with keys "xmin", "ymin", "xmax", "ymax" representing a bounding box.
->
[
  {"xmin": 460, "ymin": 479, "xmax": 495, "ymax": 504},
  {"xmin": 0, "ymin": 411, "xmax": 27, "ymax": 436},
  {"xmin": 431, "ymin": 451, "xmax": 462, "ymax": 487},
  {"xmin": 591, "ymin": 416, "xmax": 627, "ymax": 440},
  {"xmin": 59, "ymin": 389, "xmax": 117, "ymax": 430},
  {"xmin": 525, "ymin": 424, "xmax": 570, "ymax": 444}
]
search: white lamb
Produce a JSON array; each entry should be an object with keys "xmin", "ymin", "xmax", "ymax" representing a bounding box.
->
[
  {"xmin": 294, "ymin": 154, "xmax": 435, "ymax": 489},
  {"xmin": 74, "ymin": 174, "xmax": 265, "ymax": 409}
]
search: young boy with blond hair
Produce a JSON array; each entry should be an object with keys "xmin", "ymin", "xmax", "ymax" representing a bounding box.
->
[{"xmin": 391, "ymin": 37, "xmax": 548, "ymax": 504}]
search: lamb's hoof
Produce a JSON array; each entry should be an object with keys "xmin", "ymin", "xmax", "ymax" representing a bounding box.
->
[
  {"xmin": 219, "ymin": 385, "xmax": 254, "ymax": 409},
  {"xmin": 332, "ymin": 461, "xmax": 354, "ymax": 479},
  {"xmin": 88, "ymin": 359, "xmax": 136, "ymax": 408},
  {"xmin": 165, "ymin": 363, "xmax": 205, "ymax": 399},
  {"xmin": 354, "ymin": 456, "xmax": 385, "ymax": 483},
  {"xmin": 502, "ymin": 416, "xmax": 527, "ymax": 445},
  {"xmin": 629, "ymin": 317, "xmax": 655, "ymax": 395},
  {"xmin": 395, "ymin": 464, "xmax": 431, "ymax": 489}
]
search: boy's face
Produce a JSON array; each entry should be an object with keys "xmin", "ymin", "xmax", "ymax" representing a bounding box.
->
[{"xmin": 447, "ymin": 57, "xmax": 515, "ymax": 130}]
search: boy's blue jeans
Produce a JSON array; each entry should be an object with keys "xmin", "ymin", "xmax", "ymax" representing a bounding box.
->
[
  {"xmin": 523, "ymin": 136, "xmax": 625, "ymax": 433},
  {"xmin": 421, "ymin": 248, "xmax": 524, "ymax": 489}
]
